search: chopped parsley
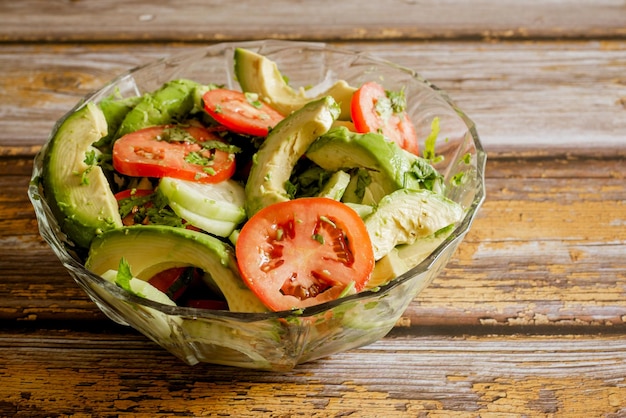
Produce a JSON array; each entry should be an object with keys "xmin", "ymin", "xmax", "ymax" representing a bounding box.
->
[
  {"xmin": 375, "ymin": 88, "xmax": 407, "ymax": 121},
  {"xmin": 80, "ymin": 149, "xmax": 99, "ymax": 185},
  {"xmin": 245, "ymin": 92, "xmax": 263, "ymax": 109},
  {"xmin": 158, "ymin": 126, "xmax": 196, "ymax": 143},
  {"xmin": 115, "ymin": 257, "xmax": 142, "ymax": 296},
  {"xmin": 185, "ymin": 150, "xmax": 214, "ymax": 167},
  {"xmin": 312, "ymin": 233, "xmax": 325, "ymax": 244},
  {"xmin": 117, "ymin": 191, "xmax": 183, "ymax": 228},
  {"xmin": 423, "ymin": 117, "xmax": 443, "ymax": 163}
]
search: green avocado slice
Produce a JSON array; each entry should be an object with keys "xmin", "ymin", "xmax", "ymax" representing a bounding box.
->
[
  {"xmin": 115, "ymin": 78, "xmax": 200, "ymax": 138},
  {"xmin": 86, "ymin": 225, "xmax": 269, "ymax": 313},
  {"xmin": 305, "ymin": 126, "xmax": 415, "ymax": 205},
  {"xmin": 244, "ymin": 95, "xmax": 340, "ymax": 217},
  {"xmin": 234, "ymin": 47, "xmax": 355, "ymax": 119},
  {"xmin": 42, "ymin": 102, "xmax": 123, "ymax": 248},
  {"xmin": 364, "ymin": 188, "xmax": 464, "ymax": 260}
]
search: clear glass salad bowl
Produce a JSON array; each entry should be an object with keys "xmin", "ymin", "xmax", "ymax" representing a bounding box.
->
[{"xmin": 29, "ymin": 40, "xmax": 486, "ymax": 371}]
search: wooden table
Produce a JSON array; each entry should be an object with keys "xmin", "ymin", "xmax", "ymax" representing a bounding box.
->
[{"xmin": 1, "ymin": 1, "xmax": 625, "ymax": 416}]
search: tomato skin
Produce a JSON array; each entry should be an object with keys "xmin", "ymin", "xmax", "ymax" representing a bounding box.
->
[
  {"xmin": 113, "ymin": 188, "xmax": 153, "ymax": 201},
  {"xmin": 112, "ymin": 125, "xmax": 235, "ymax": 183},
  {"xmin": 203, "ymin": 89, "xmax": 284, "ymax": 137},
  {"xmin": 148, "ymin": 267, "xmax": 191, "ymax": 301},
  {"xmin": 351, "ymin": 81, "xmax": 419, "ymax": 155},
  {"xmin": 235, "ymin": 197, "xmax": 374, "ymax": 312}
]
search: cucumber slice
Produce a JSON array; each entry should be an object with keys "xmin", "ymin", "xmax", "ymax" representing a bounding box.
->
[
  {"xmin": 101, "ymin": 269, "xmax": 176, "ymax": 306},
  {"xmin": 169, "ymin": 200, "xmax": 238, "ymax": 237},
  {"xmin": 159, "ymin": 177, "xmax": 246, "ymax": 223}
]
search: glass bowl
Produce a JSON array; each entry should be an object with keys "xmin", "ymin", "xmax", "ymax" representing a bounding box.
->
[{"xmin": 29, "ymin": 40, "xmax": 486, "ymax": 371}]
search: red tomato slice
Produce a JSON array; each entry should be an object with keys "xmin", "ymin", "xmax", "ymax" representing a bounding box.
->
[
  {"xmin": 235, "ymin": 197, "xmax": 374, "ymax": 312},
  {"xmin": 112, "ymin": 125, "xmax": 235, "ymax": 183},
  {"xmin": 113, "ymin": 188, "xmax": 153, "ymax": 201},
  {"xmin": 148, "ymin": 267, "xmax": 192, "ymax": 301},
  {"xmin": 203, "ymin": 89, "xmax": 284, "ymax": 137},
  {"xmin": 351, "ymin": 81, "xmax": 419, "ymax": 155}
]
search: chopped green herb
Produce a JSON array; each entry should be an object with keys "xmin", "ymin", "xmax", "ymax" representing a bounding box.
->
[
  {"xmin": 451, "ymin": 172, "xmax": 467, "ymax": 186},
  {"xmin": 185, "ymin": 151, "xmax": 214, "ymax": 167},
  {"xmin": 245, "ymin": 92, "xmax": 263, "ymax": 109},
  {"xmin": 80, "ymin": 150, "xmax": 99, "ymax": 185},
  {"xmin": 115, "ymin": 258, "xmax": 135, "ymax": 294},
  {"xmin": 159, "ymin": 126, "xmax": 196, "ymax": 143},
  {"xmin": 386, "ymin": 88, "xmax": 406, "ymax": 113},
  {"xmin": 374, "ymin": 88, "xmax": 407, "ymax": 121},
  {"xmin": 423, "ymin": 117, "xmax": 443, "ymax": 163},
  {"xmin": 312, "ymin": 233, "xmax": 325, "ymax": 244},
  {"xmin": 200, "ymin": 140, "xmax": 241, "ymax": 154}
]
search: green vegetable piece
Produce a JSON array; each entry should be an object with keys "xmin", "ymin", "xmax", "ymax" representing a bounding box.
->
[
  {"xmin": 317, "ymin": 170, "xmax": 351, "ymax": 201},
  {"xmin": 96, "ymin": 95, "xmax": 142, "ymax": 147},
  {"xmin": 307, "ymin": 126, "xmax": 444, "ymax": 204},
  {"xmin": 244, "ymin": 95, "xmax": 340, "ymax": 217},
  {"xmin": 306, "ymin": 126, "xmax": 412, "ymax": 205},
  {"xmin": 42, "ymin": 102, "xmax": 123, "ymax": 248},
  {"xmin": 234, "ymin": 47, "xmax": 356, "ymax": 119},
  {"xmin": 363, "ymin": 188, "xmax": 464, "ymax": 260},
  {"xmin": 86, "ymin": 225, "xmax": 269, "ymax": 313},
  {"xmin": 115, "ymin": 78, "xmax": 200, "ymax": 138}
]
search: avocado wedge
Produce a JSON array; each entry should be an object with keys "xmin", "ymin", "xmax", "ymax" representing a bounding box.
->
[
  {"xmin": 115, "ymin": 78, "xmax": 200, "ymax": 138},
  {"xmin": 86, "ymin": 225, "xmax": 269, "ymax": 313},
  {"xmin": 244, "ymin": 95, "xmax": 340, "ymax": 217},
  {"xmin": 234, "ymin": 48, "xmax": 355, "ymax": 119},
  {"xmin": 364, "ymin": 188, "xmax": 464, "ymax": 260},
  {"xmin": 305, "ymin": 126, "xmax": 414, "ymax": 205},
  {"xmin": 42, "ymin": 102, "xmax": 123, "ymax": 248}
]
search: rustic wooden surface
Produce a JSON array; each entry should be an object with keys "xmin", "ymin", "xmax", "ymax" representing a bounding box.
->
[{"xmin": 1, "ymin": 0, "xmax": 626, "ymax": 416}]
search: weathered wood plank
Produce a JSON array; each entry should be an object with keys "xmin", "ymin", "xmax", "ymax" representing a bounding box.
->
[
  {"xmin": 1, "ymin": 41, "xmax": 625, "ymax": 156},
  {"xmin": 1, "ymin": 0, "xmax": 625, "ymax": 43},
  {"xmin": 1, "ymin": 331, "xmax": 625, "ymax": 416}
]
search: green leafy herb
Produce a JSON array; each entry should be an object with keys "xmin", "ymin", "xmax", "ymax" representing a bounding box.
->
[
  {"xmin": 80, "ymin": 150, "xmax": 99, "ymax": 185},
  {"xmin": 386, "ymin": 88, "xmax": 406, "ymax": 113},
  {"xmin": 158, "ymin": 126, "xmax": 196, "ymax": 143},
  {"xmin": 404, "ymin": 157, "xmax": 443, "ymax": 192},
  {"xmin": 451, "ymin": 172, "xmax": 467, "ymax": 186},
  {"xmin": 115, "ymin": 257, "xmax": 139, "ymax": 295},
  {"xmin": 199, "ymin": 140, "xmax": 241, "ymax": 154},
  {"xmin": 312, "ymin": 233, "xmax": 325, "ymax": 244},
  {"xmin": 374, "ymin": 88, "xmax": 407, "ymax": 121},
  {"xmin": 184, "ymin": 150, "xmax": 214, "ymax": 167},
  {"xmin": 288, "ymin": 163, "xmax": 331, "ymax": 198},
  {"xmin": 117, "ymin": 190, "xmax": 183, "ymax": 228},
  {"xmin": 352, "ymin": 168, "xmax": 372, "ymax": 201},
  {"xmin": 423, "ymin": 117, "xmax": 443, "ymax": 163},
  {"xmin": 245, "ymin": 92, "xmax": 263, "ymax": 109},
  {"xmin": 284, "ymin": 180, "xmax": 298, "ymax": 199}
]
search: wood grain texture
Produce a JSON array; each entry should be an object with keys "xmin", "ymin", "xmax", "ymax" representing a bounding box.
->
[
  {"xmin": 1, "ymin": 41, "xmax": 625, "ymax": 155},
  {"xmin": 1, "ymin": 0, "xmax": 626, "ymax": 42},
  {"xmin": 1, "ymin": 331, "xmax": 626, "ymax": 416}
]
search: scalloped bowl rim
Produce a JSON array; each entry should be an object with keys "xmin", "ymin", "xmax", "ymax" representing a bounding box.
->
[{"xmin": 29, "ymin": 39, "xmax": 487, "ymax": 322}]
